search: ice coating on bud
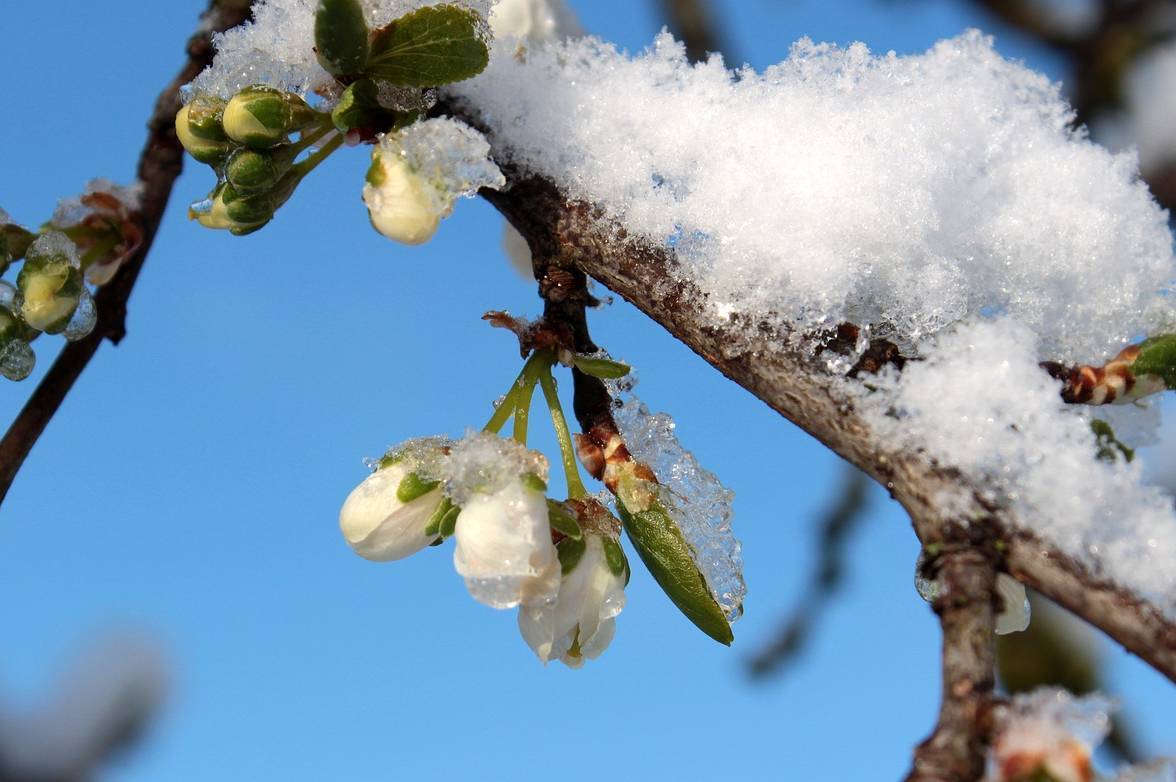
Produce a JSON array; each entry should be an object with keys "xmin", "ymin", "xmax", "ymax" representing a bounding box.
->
[
  {"xmin": 187, "ymin": 0, "xmax": 494, "ymax": 101},
  {"xmin": 363, "ymin": 118, "xmax": 504, "ymax": 245},
  {"xmin": 606, "ymin": 376, "xmax": 746, "ymax": 622},
  {"xmin": 18, "ymin": 233, "xmax": 84, "ymax": 334},
  {"xmin": 443, "ymin": 430, "xmax": 547, "ymax": 506},
  {"xmin": 339, "ymin": 460, "xmax": 444, "ymax": 561},
  {"xmin": 61, "ymin": 291, "xmax": 97, "ymax": 342},
  {"xmin": 989, "ymin": 689, "xmax": 1113, "ymax": 782},
  {"xmin": 453, "ymin": 479, "xmax": 559, "ymax": 608},
  {"xmin": 0, "ymin": 299, "xmax": 35, "ymax": 381},
  {"xmin": 518, "ymin": 533, "xmax": 625, "ymax": 667}
]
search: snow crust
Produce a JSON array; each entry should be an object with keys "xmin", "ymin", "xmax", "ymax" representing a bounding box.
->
[
  {"xmin": 866, "ymin": 320, "xmax": 1176, "ymax": 616},
  {"xmin": 454, "ymin": 30, "xmax": 1175, "ymax": 364}
]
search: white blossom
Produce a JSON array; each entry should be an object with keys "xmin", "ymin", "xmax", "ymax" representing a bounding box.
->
[
  {"xmin": 339, "ymin": 462, "xmax": 443, "ymax": 561},
  {"xmin": 518, "ymin": 534, "xmax": 625, "ymax": 667},
  {"xmin": 363, "ymin": 151, "xmax": 442, "ymax": 245},
  {"xmin": 453, "ymin": 479, "xmax": 559, "ymax": 609}
]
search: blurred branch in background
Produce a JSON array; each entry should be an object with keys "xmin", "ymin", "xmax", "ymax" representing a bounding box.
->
[
  {"xmin": 997, "ymin": 591, "xmax": 1143, "ymax": 765},
  {"xmin": 0, "ymin": 634, "xmax": 167, "ymax": 782},
  {"xmin": 963, "ymin": 0, "xmax": 1176, "ymax": 208},
  {"xmin": 747, "ymin": 466, "xmax": 872, "ymax": 679},
  {"xmin": 656, "ymin": 0, "xmax": 738, "ymax": 64}
]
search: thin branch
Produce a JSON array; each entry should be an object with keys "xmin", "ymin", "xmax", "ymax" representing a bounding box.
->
[
  {"xmin": 906, "ymin": 544, "xmax": 998, "ymax": 782},
  {"xmin": 747, "ymin": 465, "xmax": 871, "ymax": 678},
  {"xmin": 0, "ymin": 0, "xmax": 254, "ymax": 506}
]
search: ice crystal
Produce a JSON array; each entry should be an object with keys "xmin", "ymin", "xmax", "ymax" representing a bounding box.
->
[
  {"xmin": 606, "ymin": 376, "xmax": 745, "ymax": 622},
  {"xmin": 380, "ymin": 117, "xmax": 505, "ymax": 215},
  {"xmin": 445, "ymin": 430, "xmax": 548, "ymax": 506}
]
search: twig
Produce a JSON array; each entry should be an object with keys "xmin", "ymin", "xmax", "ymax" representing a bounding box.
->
[
  {"xmin": 747, "ymin": 464, "xmax": 871, "ymax": 678},
  {"xmin": 0, "ymin": 0, "xmax": 254, "ymax": 506},
  {"xmin": 905, "ymin": 543, "xmax": 999, "ymax": 782}
]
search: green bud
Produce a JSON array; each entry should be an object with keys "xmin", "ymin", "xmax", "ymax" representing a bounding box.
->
[
  {"xmin": 186, "ymin": 95, "xmax": 229, "ymax": 140},
  {"xmin": 2, "ymin": 224, "xmax": 36, "ymax": 266},
  {"xmin": 175, "ymin": 104, "xmax": 232, "ymax": 165},
  {"xmin": 0, "ymin": 309, "xmax": 35, "ymax": 381},
  {"xmin": 17, "ymin": 252, "xmax": 84, "ymax": 335},
  {"xmin": 225, "ymin": 146, "xmax": 296, "ymax": 194},
  {"xmin": 223, "ymin": 87, "xmax": 318, "ymax": 149},
  {"xmin": 190, "ymin": 184, "xmax": 266, "ymax": 235}
]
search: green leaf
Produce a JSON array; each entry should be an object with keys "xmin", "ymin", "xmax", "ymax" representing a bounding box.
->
[
  {"xmin": 572, "ymin": 354, "xmax": 632, "ymax": 380},
  {"xmin": 618, "ymin": 501, "xmax": 733, "ymax": 645},
  {"xmin": 397, "ymin": 472, "xmax": 440, "ymax": 503},
  {"xmin": 315, "ymin": 0, "xmax": 370, "ymax": 77},
  {"xmin": 556, "ymin": 536, "xmax": 586, "ymax": 575},
  {"xmin": 330, "ymin": 79, "xmax": 405, "ymax": 133},
  {"xmin": 367, "ymin": 5, "xmax": 489, "ymax": 87},
  {"xmin": 546, "ymin": 499, "xmax": 582, "ymax": 539},
  {"xmin": 1131, "ymin": 334, "xmax": 1176, "ymax": 390}
]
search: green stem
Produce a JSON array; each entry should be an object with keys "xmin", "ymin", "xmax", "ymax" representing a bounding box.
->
[
  {"xmin": 484, "ymin": 352, "xmax": 549, "ymax": 434},
  {"xmin": 513, "ymin": 365, "xmax": 540, "ymax": 445},
  {"xmin": 292, "ymin": 121, "xmax": 334, "ymax": 155},
  {"xmin": 292, "ymin": 133, "xmax": 343, "ymax": 178},
  {"xmin": 538, "ymin": 365, "xmax": 589, "ymax": 500}
]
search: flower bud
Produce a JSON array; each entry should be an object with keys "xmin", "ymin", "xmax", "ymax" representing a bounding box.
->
[
  {"xmin": 362, "ymin": 149, "xmax": 441, "ymax": 245},
  {"xmin": 452, "ymin": 477, "xmax": 560, "ymax": 609},
  {"xmin": 0, "ymin": 305, "xmax": 35, "ymax": 381},
  {"xmin": 175, "ymin": 104, "xmax": 232, "ymax": 165},
  {"xmin": 224, "ymin": 146, "xmax": 296, "ymax": 195},
  {"xmin": 184, "ymin": 94, "xmax": 228, "ymax": 141},
  {"xmin": 17, "ymin": 233, "xmax": 84, "ymax": 334},
  {"xmin": 518, "ymin": 515, "xmax": 627, "ymax": 667},
  {"xmin": 222, "ymin": 87, "xmax": 317, "ymax": 149},
  {"xmin": 340, "ymin": 462, "xmax": 446, "ymax": 561}
]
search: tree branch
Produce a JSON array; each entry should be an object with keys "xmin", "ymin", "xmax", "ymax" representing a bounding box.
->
[
  {"xmin": 0, "ymin": 0, "xmax": 254, "ymax": 506},
  {"xmin": 906, "ymin": 544, "xmax": 998, "ymax": 782},
  {"xmin": 462, "ymin": 150, "xmax": 1176, "ymax": 684}
]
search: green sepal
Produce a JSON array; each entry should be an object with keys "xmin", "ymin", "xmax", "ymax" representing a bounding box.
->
[
  {"xmin": 331, "ymin": 79, "xmax": 399, "ymax": 133},
  {"xmin": 546, "ymin": 500, "xmax": 582, "ymax": 540},
  {"xmin": 368, "ymin": 5, "xmax": 489, "ymax": 87},
  {"xmin": 572, "ymin": 354, "xmax": 632, "ymax": 380},
  {"xmin": 1131, "ymin": 334, "xmax": 1176, "ymax": 390},
  {"xmin": 437, "ymin": 504, "xmax": 460, "ymax": 538},
  {"xmin": 397, "ymin": 471, "xmax": 440, "ymax": 503},
  {"xmin": 601, "ymin": 535, "xmax": 630, "ymax": 583},
  {"xmin": 424, "ymin": 497, "xmax": 455, "ymax": 537},
  {"xmin": 557, "ymin": 536, "xmax": 587, "ymax": 575},
  {"xmin": 618, "ymin": 500, "xmax": 734, "ymax": 646},
  {"xmin": 522, "ymin": 473, "xmax": 547, "ymax": 493},
  {"xmin": 1091, "ymin": 419, "xmax": 1134, "ymax": 463},
  {"xmin": 314, "ymin": 0, "xmax": 370, "ymax": 78}
]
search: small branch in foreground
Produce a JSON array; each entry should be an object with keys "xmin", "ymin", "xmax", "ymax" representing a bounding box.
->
[
  {"xmin": 0, "ymin": 0, "xmax": 254, "ymax": 507},
  {"xmin": 906, "ymin": 544, "xmax": 999, "ymax": 782}
]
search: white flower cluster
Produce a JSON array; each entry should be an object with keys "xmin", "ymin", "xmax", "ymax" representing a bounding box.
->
[{"xmin": 339, "ymin": 432, "xmax": 626, "ymax": 667}]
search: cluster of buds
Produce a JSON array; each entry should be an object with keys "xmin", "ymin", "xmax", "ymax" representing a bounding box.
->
[
  {"xmin": 339, "ymin": 433, "xmax": 630, "ymax": 667},
  {"xmin": 178, "ymin": 88, "xmax": 330, "ymax": 235}
]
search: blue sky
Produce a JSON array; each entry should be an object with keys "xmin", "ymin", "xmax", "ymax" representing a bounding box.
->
[{"xmin": 0, "ymin": 1, "xmax": 1170, "ymax": 780}]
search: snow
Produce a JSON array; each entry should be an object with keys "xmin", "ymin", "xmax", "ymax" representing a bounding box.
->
[
  {"xmin": 444, "ymin": 430, "xmax": 548, "ymax": 506},
  {"xmin": 453, "ymin": 30, "xmax": 1175, "ymax": 364},
  {"xmin": 865, "ymin": 320, "xmax": 1176, "ymax": 617},
  {"xmin": 379, "ymin": 117, "xmax": 505, "ymax": 216}
]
